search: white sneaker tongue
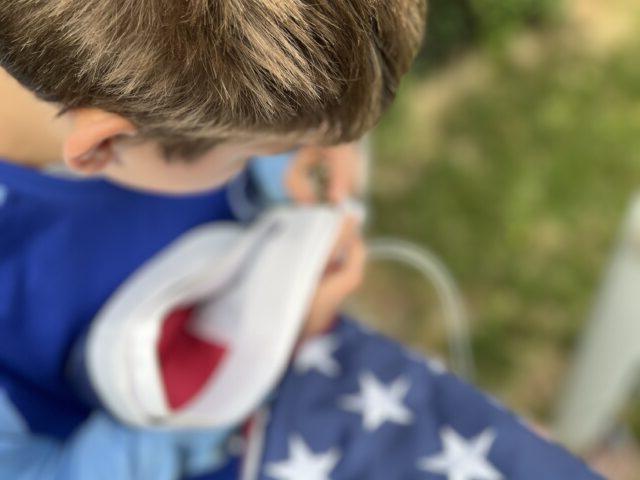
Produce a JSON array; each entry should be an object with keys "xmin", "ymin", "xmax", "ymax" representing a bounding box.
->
[{"xmin": 87, "ymin": 206, "xmax": 344, "ymax": 429}]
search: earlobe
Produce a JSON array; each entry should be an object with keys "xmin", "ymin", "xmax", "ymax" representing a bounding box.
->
[
  {"xmin": 62, "ymin": 108, "xmax": 137, "ymax": 174},
  {"xmin": 65, "ymin": 140, "xmax": 112, "ymax": 174}
]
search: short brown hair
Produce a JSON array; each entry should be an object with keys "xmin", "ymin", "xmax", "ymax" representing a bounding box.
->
[{"xmin": 0, "ymin": 0, "xmax": 426, "ymax": 159}]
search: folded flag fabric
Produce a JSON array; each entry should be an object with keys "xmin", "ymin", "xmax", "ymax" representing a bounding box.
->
[{"xmin": 242, "ymin": 317, "xmax": 603, "ymax": 480}]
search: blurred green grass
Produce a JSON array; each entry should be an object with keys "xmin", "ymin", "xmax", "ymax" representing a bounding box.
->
[
  {"xmin": 366, "ymin": 22, "xmax": 640, "ymax": 423},
  {"xmin": 416, "ymin": 0, "xmax": 562, "ymax": 73}
]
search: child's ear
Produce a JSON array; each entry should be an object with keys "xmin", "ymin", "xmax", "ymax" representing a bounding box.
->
[{"xmin": 62, "ymin": 108, "xmax": 137, "ymax": 174}]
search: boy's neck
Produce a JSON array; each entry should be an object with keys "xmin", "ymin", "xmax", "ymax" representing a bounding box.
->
[{"xmin": 0, "ymin": 68, "xmax": 67, "ymax": 168}]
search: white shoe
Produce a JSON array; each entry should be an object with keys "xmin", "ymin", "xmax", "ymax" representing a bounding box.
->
[{"xmin": 86, "ymin": 206, "xmax": 344, "ymax": 429}]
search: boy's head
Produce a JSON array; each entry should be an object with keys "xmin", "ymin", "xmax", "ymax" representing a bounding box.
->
[{"xmin": 0, "ymin": 0, "xmax": 426, "ymax": 192}]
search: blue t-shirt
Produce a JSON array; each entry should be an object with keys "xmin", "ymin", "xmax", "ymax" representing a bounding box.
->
[
  {"xmin": 0, "ymin": 159, "xmax": 604, "ymax": 480},
  {"xmin": 0, "ymin": 159, "xmax": 236, "ymax": 436}
]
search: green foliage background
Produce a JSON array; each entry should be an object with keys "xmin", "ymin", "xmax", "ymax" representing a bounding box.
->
[
  {"xmin": 417, "ymin": 0, "xmax": 561, "ymax": 71},
  {"xmin": 363, "ymin": 0, "xmax": 640, "ymax": 439}
]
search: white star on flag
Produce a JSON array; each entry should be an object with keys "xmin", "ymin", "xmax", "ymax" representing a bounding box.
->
[
  {"xmin": 265, "ymin": 435, "xmax": 340, "ymax": 480},
  {"xmin": 339, "ymin": 372, "xmax": 413, "ymax": 432},
  {"xmin": 418, "ymin": 427, "xmax": 504, "ymax": 480},
  {"xmin": 295, "ymin": 335, "xmax": 341, "ymax": 377},
  {"xmin": 425, "ymin": 356, "xmax": 447, "ymax": 375}
]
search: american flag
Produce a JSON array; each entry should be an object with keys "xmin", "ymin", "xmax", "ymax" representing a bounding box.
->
[{"xmin": 236, "ymin": 317, "xmax": 603, "ymax": 480}]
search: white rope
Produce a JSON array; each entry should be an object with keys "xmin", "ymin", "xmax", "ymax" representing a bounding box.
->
[{"xmin": 367, "ymin": 238, "xmax": 475, "ymax": 380}]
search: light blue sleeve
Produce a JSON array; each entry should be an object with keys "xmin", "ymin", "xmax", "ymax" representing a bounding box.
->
[
  {"xmin": 248, "ymin": 151, "xmax": 297, "ymax": 203},
  {"xmin": 0, "ymin": 391, "xmax": 230, "ymax": 480}
]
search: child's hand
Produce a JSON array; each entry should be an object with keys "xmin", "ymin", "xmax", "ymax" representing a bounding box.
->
[
  {"xmin": 285, "ymin": 142, "xmax": 364, "ymax": 204},
  {"xmin": 300, "ymin": 216, "xmax": 366, "ymax": 340}
]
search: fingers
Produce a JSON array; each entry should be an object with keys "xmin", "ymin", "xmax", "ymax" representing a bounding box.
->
[
  {"xmin": 285, "ymin": 143, "xmax": 363, "ymax": 204},
  {"xmin": 322, "ymin": 216, "xmax": 363, "ymax": 278},
  {"xmin": 318, "ymin": 230, "xmax": 366, "ymax": 303},
  {"xmin": 325, "ymin": 143, "xmax": 362, "ymax": 203},
  {"xmin": 284, "ymin": 147, "xmax": 320, "ymax": 204},
  {"xmin": 301, "ymin": 218, "xmax": 367, "ymax": 340}
]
